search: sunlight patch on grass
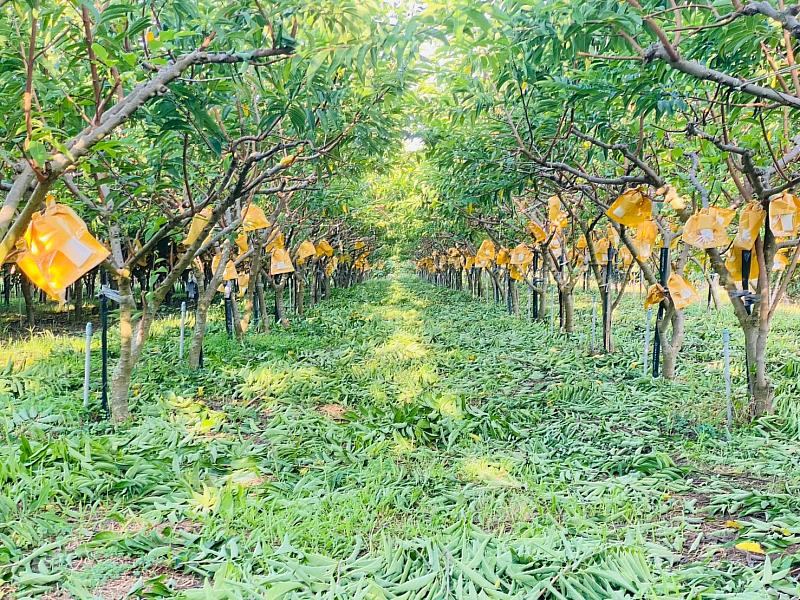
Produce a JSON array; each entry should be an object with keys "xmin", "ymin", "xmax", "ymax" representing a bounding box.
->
[{"xmin": 373, "ymin": 330, "xmax": 428, "ymax": 360}]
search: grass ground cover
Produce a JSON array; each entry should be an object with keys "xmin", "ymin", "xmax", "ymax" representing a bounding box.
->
[{"xmin": 1, "ymin": 273, "xmax": 799, "ymax": 599}]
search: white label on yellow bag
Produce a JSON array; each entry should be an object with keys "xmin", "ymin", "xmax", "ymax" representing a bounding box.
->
[
  {"xmin": 782, "ymin": 214, "xmax": 794, "ymax": 231},
  {"xmin": 62, "ymin": 238, "xmax": 93, "ymax": 266},
  {"xmin": 700, "ymin": 228, "xmax": 713, "ymax": 243},
  {"xmin": 614, "ymin": 206, "xmax": 625, "ymax": 217}
]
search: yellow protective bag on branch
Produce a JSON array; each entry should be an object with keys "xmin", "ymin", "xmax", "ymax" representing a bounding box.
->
[
  {"xmin": 496, "ymin": 247, "xmax": 510, "ymax": 267},
  {"xmin": 592, "ymin": 238, "xmax": 610, "ymax": 264},
  {"xmin": 236, "ymin": 233, "xmax": 249, "ymax": 255},
  {"xmin": 683, "ymin": 208, "xmax": 730, "ymax": 249},
  {"xmin": 768, "ymin": 191, "xmax": 800, "ymax": 237},
  {"xmin": 354, "ymin": 255, "xmax": 368, "ymax": 270},
  {"xmin": 16, "ymin": 203, "xmax": 110, "ymax": 302},
  {"xmin": 509, "ymin": 264, "xmax": 525, "ymax": 281},
  {"xmin": 655, "ymin": 184, "xmax": 687, "ymax": 211},
  {"xmin": 733, "ymin": 202, "xmax": 765, "ymax": 250},
  {"xmin": 475, "ymin": 239, "xmax": 496, "ymax": 268},
  {"xmin": 184, "ymin": 206, "xmax": 212, "ymax": 247},
  {"xmin": 607, "ymin": 223, "xmax": 620, "ymax": 248},
  {"xmin": 526, "ymin": 219, "xmax": 547, "ymax": 243},
  {"xmin": 606, "ymin": 188, "xmax": 652, "ymax": 227},
  {"xmin": 576, "ymin": 235, "xmax": 588, "ymax": 250},
  {"xmin": 710, "ymin": 206, "xmax": 736, "ymax": 228},
  {"xmin": 211, "ymin": 254, "xmax": 238, "ymax": 281},
  {"xmin": 548, "ymin": 196, "xmax": 569, "ymax": 228},
  {"xmin": 464, "ymin": 255, "xmax": 475, "ymax": 270},
  {"xmin": 634, "ymin": 220, "xmax": 658, "ymax": 260},
  {"xmin": 620, "ymin": 246, "xmax": 634, "ymax": 268},
  {"xmin": 316, "ymin": 239, "xmax": 334, "ymax": 258},
  {"xmin": 324, "ymin": 256, "xmax": 338, "ymax": 276},
  {"xmin": 773, "ymin": 250, "xmax": 789, "ymax": 271},
  {"xmin": 725, "ymin": 246, "xmax": 759, "ymax": 282},
  {"xmin": 509, "ymin": 243, "xmax": 533, "ymax": 266},
  {"xmin": 667, "ymin": 273, "xmax": 699, "ymax": 310},
  {"xmin": 644, "ymin": 283, "xmax": 665, "ymax": 308},
  {"xmin": 296, "ymin": 240, "xmax": 316, "ymax": 263},
  {"xmin": 242, "ymin": 204, "xmax": 270, "ymax": 232},
  {"xmin": 270, "ymin": 247, "xmax": 295, "ymax": 275},
  {"xmin": 265, "ymin": 231, "xmax": 285, "ymax": 252},
  {"xmin": 237, "ymin": 273, "xmax": 249, "ymax": 298}
]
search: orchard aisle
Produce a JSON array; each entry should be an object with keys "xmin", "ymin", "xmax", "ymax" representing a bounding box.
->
[{"xmin": 3, "ymin": 274, "xmax": 799, "ymax": 598}]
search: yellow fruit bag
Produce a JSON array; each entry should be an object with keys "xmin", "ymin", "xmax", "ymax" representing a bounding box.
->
[
  {"xmin": 316, "ymin": 239, "xmax": 334, "ymax": 257},
  {"xmin": 644, "ymin": 283, "xmax": 665, "ymax": 308},
  {"xmin": 242, "ymin": 204, "xmax": 270, "ymax": 232},
  {"xmin": 769, "ymin": 191, "xmax": 800, "ymax": 237},
  {"xmin": 296, "ymin": 240, "xmax": 316, "ymax": 263},
  {"xmin": 211, "ymin": 254, "xmax": 238, "ymax": 281},
  {"xmin": 496, "ymin": 248, "xmax": 510, "ymax": 267},
  {"xmin": 634, "ymin": 220, "xmax": 658, "ymax": 260},
  {"xmin": 683, "ymin": 208, "xmax": 730, "ymax": 249},
  {"xmin": 265, "ymin": 230, "xmax": 285, "ymax": 252},
  {"xmin": 509, "ymin": 243, "xmax": 533, "ymax": 266},
  {"xmin": 667, "ymin": 273, "xmax": 699, "ymax": 310},
  {"xmin": 593, "ymin": 237, "xmax": 610, "ymax": 264},
  {"xmin": 606, "ymin": 188, "xmax": 652, "ymax": 227},
  {"xmin": 527, "ymin": 219, "xmax": 547, "ymax": 243},
  {"xmin": 733, "ymin": 202, "xmax": 765, "ymax": 250},
  {"xmin": 270, "ymin": 247, "xmax": 295, "ymax": 275},
  {"xmin": 16, "ymin": 203, "xmax": 110, "ymax": 302},
  {"xmin": 184, "ymin": 206, "xmax": 212, "ymax": 247}
]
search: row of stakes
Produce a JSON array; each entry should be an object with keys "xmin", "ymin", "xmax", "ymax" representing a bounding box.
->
[
  {"xmin": 81, "ymin": 276, "xmax": 239, "ymax": 418},
  {"xmin": 503, "ymin": 282, "xmax": 737, "ymax": 436},
  {"xmin": 85, "ymin": 275, "xmax": 734, "ymax": 434}
]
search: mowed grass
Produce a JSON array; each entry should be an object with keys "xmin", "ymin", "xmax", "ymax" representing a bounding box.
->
[{"xmin": 1, "ymin": 273, "xmax": 799, "ymax": 598}]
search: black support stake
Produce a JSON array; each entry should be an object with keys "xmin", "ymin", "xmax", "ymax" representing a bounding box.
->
[
  {"xmin": 652, "ymin": 247, "xmax": 669, "ymax": 377},
  {"xmin": 741, "ymin": 249, "xmax": 753, "ymax": 394}
]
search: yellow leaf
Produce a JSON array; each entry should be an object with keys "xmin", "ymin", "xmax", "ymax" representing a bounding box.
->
[
  {"xmin": 735, "ymin": 541, "xmax": 764, "ymax": 554},
  {"xmin": 725, "ymin": 520, "xmax": 742, "ymax": 530}
]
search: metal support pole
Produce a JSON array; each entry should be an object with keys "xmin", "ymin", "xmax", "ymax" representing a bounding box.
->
[
  {"xmin": 83, "ymin": 322, "xmax": 92, "ymax": 408},
  {"xmin": 643, "ymin": 308, "xmax": 652, "ymax": 377},
  {"xmin": 723, "ymin": 328, "xmax": 732, "ymax": 437},
  {"xmin": 100, "ymin": 270, "xmax": 109, "ymax": 416},
  {"xmin": 179, "ymin": 301, "xmax": 186, "ymax": 359}
]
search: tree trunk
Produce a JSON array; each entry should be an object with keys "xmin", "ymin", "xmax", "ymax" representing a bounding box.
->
[
  {"xmin": 562, "ymin": 289, "xmax": 575, "ymax": 333},
  {"xmin": 661, "ymin": 346, "xmax": 678, "ymax": 379},
  {"xmin": 189, "ymin": 246, "xmax": 230, "ymax": 369},
  {"xmin": 745, "ymin": 323, "xmax": 774, "ymax": 416},
  {"xmin": 19, "ymin": 274, "xmax": 35, "ymax": 327},
  {"xmin": 110, "ymin": 276, "xmax": 134, "ymax": 422},
  {"xmin": 240, "ymin": 235, "xmax": 264, "ymax": 332},
  {"xmin": 231, "ymin": 293, "xmax": 244, "ymax": 340},
  {"xmin": 274, "ymin": 278, "xmax": 289, "ymax": 327},
  {"xmin": 256, "ymin": 273, "xmax": 269, "ymax": 332}
]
